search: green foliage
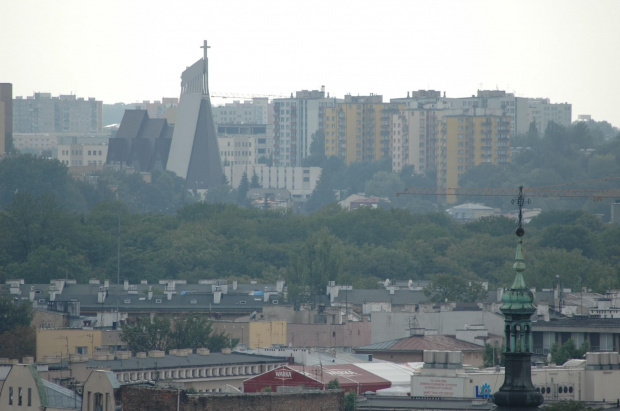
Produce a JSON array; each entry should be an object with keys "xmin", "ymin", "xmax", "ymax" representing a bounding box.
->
[
  {"xmin": 237, "ymin": 171, "xmax": 250, "ymax": 206},
  {"xmin": 423, "ymin": 274, "xmax": 488, "ymax": 303},
  {"xmin": 465, "ymin": 216, "xmax": 517, "ymax": 237},
  {"xmin": 0, "ymin": 297, "xmax": 33, "ymax": 334},
  {"xmin": 483, "ymin": 342, "xmax": 505, "ymax": 367},
  {"xmin": 250, "ymin": 172, "xmax": 261, "ymax": 189},
  {"xmin": 1, "ymin": 151, "xmax": 620, "ymax": 294},
  {"xmin": 120, "ymin": 315, "xmax": 171, "ymax": 353},
  {"xmin": 305, "ymin": 156, "xmax": 345, "ymax": 213},
  {"xmin": 327, "ymin": 379, "xmax": 341, "ymax": 389},
  {"xmin": 0, "ymin": 325, "xmax": 36, "ymax": 359},
  {"xmin": 364, "ymin": 171, "xmax": 403, "ymax": 198},
  {"xmin": 302, "ymin": 130, "xmax": 327, "ymax": 167},
  {"xmin": 344, "ymin": 391, "xmax": 357, "ymax": 411},
  {"xmin": 0, "ymin": 298, "xmax": 35, "ymax": 358},
  {"xmin": 120, "ymin": 315, "xmax": 237, "ymax": 354},
  {"xmin": 550, "ymin": 338, "xmax": 589, "ymax": 365},
  {"xmin": 0, "ymin": 155, "xmax": 84, "ymax": 210},
  {"xmin": 288, "ymin": 227, "xmax": 344, "ymax": 304}
]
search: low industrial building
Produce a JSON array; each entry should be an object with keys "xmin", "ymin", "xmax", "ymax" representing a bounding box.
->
[
  {"xmin": 74, "ymin": 349, "xmax": 287, "ymax": 393},
  {"xmin": 243, "ymin": 364, "xmax": 392, "ymax": 394}
]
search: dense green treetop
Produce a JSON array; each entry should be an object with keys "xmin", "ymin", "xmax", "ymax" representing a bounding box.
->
[
  {"xmin": 120, "ymin": 315, "xmax": 237, "ymax": 353},
  {"xmin": 1, "ymin": 191, "xmax": 619, "ymax": 295}
]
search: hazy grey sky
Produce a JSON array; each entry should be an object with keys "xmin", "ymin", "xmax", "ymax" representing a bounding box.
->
[{"xmin": 2, "ymin": 0, "xmax": 619, "ymax": 127}]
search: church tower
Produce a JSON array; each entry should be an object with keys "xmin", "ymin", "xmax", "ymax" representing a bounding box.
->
[
  {"xmin": 167, "ymin": 40, "xmax": 223, "ymax": 190},
  {"xmin": 493, "ymin": 187, "xmax": 544, "ymax": 410}
]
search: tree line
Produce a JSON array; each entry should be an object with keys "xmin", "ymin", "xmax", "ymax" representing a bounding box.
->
[{"xmin": 1, "ymin": 188, "xmax": 619, "ymax": 297}]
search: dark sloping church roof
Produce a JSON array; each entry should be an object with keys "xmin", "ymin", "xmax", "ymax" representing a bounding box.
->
[
  {"xmin": 115, "ymin": 110, "xmax": 148, "ymax": 139},
  {"xmin": 106, "ymin": 110, "xmax": 173, "ymax": 172}
]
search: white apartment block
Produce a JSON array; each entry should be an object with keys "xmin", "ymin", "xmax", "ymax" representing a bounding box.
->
[
  {"xmin": 13, "ymin": 133, "xmax": 58, "ymax": 153},
  {"xmin": 391, "ymin": 108, "xmax": 444, "ymax": 174},
  {"xmin": 527, "ymin": 98, "xmax": 572, "ymax": 135},
  {"xmin": 393, "ymin": 90, "xmax": 531, "ymax": 137},
  {"xmin": 217, "ymin": 124, "xmax": 274, "ymax": 165},
  {"xmin": 273, "ymin": 90, "xmax": 336, "ymax": 167},
  {"xmin": 57, "ymin": 143, "xmax": 108, "ymax": 167},
  {"xmin": 219, "ymin": 136, "xmax": 256, "ymax": 166},
  {"xmin": 212, "ymin": 98, "xmax": 271, "ymax": 125},
  {"xmin": 224, "ymin": 164, "xmax": 321, "ymax": 202},
  {"xmin": 132, "ymin": 98, "xmax": 179, "ymax": 120},
  {"xmin": 446, "ymin": 90, "xmax": 530, "ymax": 137}
]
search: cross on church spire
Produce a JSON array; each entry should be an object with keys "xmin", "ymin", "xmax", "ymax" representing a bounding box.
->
[
  {"xmin": 201, "ymin": 40, "xmax": 210, "ymax": 63},
  {"xmin": 200, "ymin": 40, "xmax": 211, "ymax": 95}
]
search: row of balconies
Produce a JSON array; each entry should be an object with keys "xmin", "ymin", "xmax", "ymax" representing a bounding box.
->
[{"xmin": 115, "ymin": 363, "xmax": 281, "ymax": 383}]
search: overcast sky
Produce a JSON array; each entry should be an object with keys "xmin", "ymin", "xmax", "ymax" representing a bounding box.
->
[{"xmin": 2, "ymin": 0, "xmax": 619, "ymax": 127}]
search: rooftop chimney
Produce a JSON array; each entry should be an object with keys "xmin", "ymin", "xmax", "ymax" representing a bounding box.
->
[
  {"xmin": 97, "ymin": 287, "xmax": 107, "ymax": 303},
  {"xmin": 214, "ymin": 290, "xmax": 222, "ymax": 304}
]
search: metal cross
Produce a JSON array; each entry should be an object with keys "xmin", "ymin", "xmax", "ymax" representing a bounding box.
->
[
  {"xmin": 511, "ymin": 186, "xmax": 531, "ymax": 237},
  {"xmin": 201, "ymin": 40, "xmax": 210, "ymax": 61}
]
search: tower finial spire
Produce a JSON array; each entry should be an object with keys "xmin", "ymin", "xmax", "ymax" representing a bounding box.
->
[
  {"xmin": 512, "ymin": 186, "xmax": 530, "ymax": 238},
  {"xmin": 493, "ymin": 186, "xmax": 543, "ymax": 410}
]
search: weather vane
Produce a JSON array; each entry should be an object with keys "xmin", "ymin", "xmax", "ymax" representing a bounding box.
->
[{"xmin": 511, "ymin": 186, "xmax": 531, "ymax": 237}]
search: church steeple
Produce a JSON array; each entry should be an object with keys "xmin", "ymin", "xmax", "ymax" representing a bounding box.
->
[{"xmin": 493, "ymin": 187, "xmax": 544, "ymax": 410}]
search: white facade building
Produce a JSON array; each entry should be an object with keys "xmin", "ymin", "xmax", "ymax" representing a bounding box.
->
[
  {"xmin": 13, "ymin": 133, "xmax": 58, "ymax": 154},
  {"xmin": 273, "ymin": 89, "xmax": 336, "ymax": 167},
  {"xmin": 57, "ymin": 143, "xmax": 108, "ymax": 167},
  {"xmin": 212, "ymin": 97, "xmax": 271, "ymax": 125},
  {"xmin": 411, "ymin": 351, "xmax": 620, "ymax": 405},
  {"xmin": 391, "ymin": 108, "xmax": 444, "ymax": 174},
  {"xmin": 219, "ymin": 136, "xmax": 255, "ymax": 166},
  {"xmin": 224, "ymin": 164, "xmax": 321, "ymax": 202},
  {"xmin": 217, "ymin": 124, "xmax": 274, "ymax": 165},
  {"xmin": 527, "ymin": 98, "xmax": 572, "ymax": 135}
]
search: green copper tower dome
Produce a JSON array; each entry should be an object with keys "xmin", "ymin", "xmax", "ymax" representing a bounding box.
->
[{"xmin": 500, "ymin": 241, "xmax": 536, "ymax": 313}]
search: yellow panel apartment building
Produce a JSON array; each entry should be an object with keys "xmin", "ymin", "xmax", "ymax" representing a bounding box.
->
[
  {"xmin": 325, "ymin": 95, "xmax": 403, "ymax": 165},
  {"xmin": 437, "ymin": 114, "xmax": 510, "ymax": 203}
]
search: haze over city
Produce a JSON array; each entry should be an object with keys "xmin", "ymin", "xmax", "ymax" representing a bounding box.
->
[{"xmin": 2, "ymin": 0, "xmax": 620, "ymax": 128}]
